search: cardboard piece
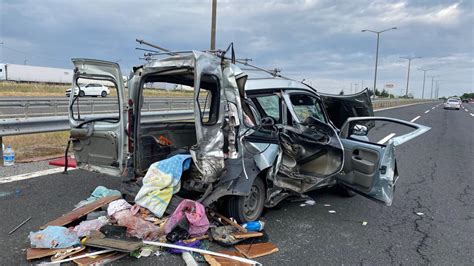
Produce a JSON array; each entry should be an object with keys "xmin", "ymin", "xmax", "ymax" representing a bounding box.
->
[
  {"xmin": 72, "ymin": 250, "xmax": 127, "ymax": 266},
  {"xmin": 84, "ymin": 230, "xmax": 142, "ymax": 252},
  {"xmin": 41, "ymin": 195, "xmax": 121, "ymax": 229},
  {"xmin": 26, "ymin": 248, "xmax": 70, "ymax": 260},
  {"xmin": 235, "ymin": 242, "xmax": 279, "ymax": 259},
  {"xmin": 204, "ymin": 250, "xmax": 252, "ymax": 266}
]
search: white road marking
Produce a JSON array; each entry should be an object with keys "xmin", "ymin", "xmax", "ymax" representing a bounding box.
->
[
  {"xmin": 410, "ymin": 116, "xmax": 421, "ymax": 122},
  {"xmin": 377, "ymin": 133, "xmax": 396, "ymax": 144},
  {"xmin": 425, "ymin": 110, "xmax": 430, "ymax": 113},
  {"xmin": 0, "ymin": 168, "xmax": 75, "ymax": 184}
]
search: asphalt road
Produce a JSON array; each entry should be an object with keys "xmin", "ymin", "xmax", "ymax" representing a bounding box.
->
[{"xmin": 0, "ymin": 102, "xmax": 473, "ymax": 265}]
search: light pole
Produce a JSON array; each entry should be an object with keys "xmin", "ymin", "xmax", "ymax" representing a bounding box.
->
[
  {"xmin": 362, "ymin": 27, "xmax": 398, "ymax": 99},
  {"xmin": 428, "ymin": 75, "xmax": 440, "ymax": 99},
  {"xmin": 210, "ymin": 0, "xmax": 217, "ymax": 50},
  {"xmin": 418, "ymin": 68, "xmax": 435, "ymax": 99},
  {"xmin": 400, "ymin": 56, "xmax": 421, "ymax": 97}
]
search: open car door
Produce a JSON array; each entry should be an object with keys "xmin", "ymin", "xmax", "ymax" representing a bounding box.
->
[
  {"xmin": 319, "ymin": 89, "xmax": 373, "ymax": 129},
  {"xmin": 336, "ymin": 117, "xmax": 430, "ymax": 205},
  {"xmin": 68, "ymin": 59, "xmax": 127, "ymax": 176}
]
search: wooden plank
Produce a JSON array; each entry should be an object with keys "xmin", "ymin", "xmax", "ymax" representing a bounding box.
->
[
  {"xmin": 84, "ymin": 230, "xmax": 142, "ymax": 252},
  {"xmin": 209, "ymin": 210, "xmax": 247, "ymax": 233},
  {"xmin": 232, "ymin": 232, "xmax": 263, "ymax": 239},
  {"xmin": 73, "ymin": 250, "xmax": 127, "ymax": 266},
  {"xmin": 41, "ymin": 195, "xmax": 121, "ymax": 229},
  {"xmin": 26, "ymin": 248, "xmax": 69, "ymax": 260},
  {"xmin": 235, "ymin": 243, "xmax": 279, "ymax": 259},
  {"xmin": 204, "ymin": 250, "xmax": 251, "ymax": 266}
]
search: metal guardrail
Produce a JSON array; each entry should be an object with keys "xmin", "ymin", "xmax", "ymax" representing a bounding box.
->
[
  {"xmin": 0, "ymin": 110, "xmax": 195, "ymax": 166},
  {"xmin": 0, "ymin": 98, "xmax": 196, "ymax": 118}
]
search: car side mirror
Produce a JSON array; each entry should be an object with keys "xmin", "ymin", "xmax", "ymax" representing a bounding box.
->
[{"xmin": 352, "ymin": 124, "xmax": 368, "ymax": 136}]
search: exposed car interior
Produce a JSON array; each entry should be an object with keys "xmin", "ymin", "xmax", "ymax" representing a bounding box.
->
[{"xmin": 136, "ymin": 72, "xmax": 219, "ymax": 175}]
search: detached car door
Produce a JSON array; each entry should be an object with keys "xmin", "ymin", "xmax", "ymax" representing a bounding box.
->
[
  {"xmin": 68, "ymin": 58, "xmax": 127, "ymax": 176},
  {"xmin": 336, "ymin": 117, "xmax": 430, "ymax": 205}
]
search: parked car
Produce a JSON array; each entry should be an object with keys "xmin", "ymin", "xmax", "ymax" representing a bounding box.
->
[
  {"xmin": 67, "ymin": 54, "xmax": 429, "ymax": 223},
  {"xmin": 65, "ymin": 83, "xmax": 110, "ymax": 97},
  {"xmin": 444, "ymin": 98, "xmax": 461, "ymax": 110}
]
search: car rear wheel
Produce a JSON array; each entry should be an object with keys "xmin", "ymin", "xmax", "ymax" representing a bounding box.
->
[
  {"xmin": 101, "ymin": 91, "xmax": 107, "ymax": 97},
  {"xmin": 225, "ymin": 177, "xmax": 265, "ymax": 223},
  {"xmin": 79, "ymin": 90, "xmax": 85, "ymax": 97}
]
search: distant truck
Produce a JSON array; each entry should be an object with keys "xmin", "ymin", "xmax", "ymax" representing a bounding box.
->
[{"xmin": 0, "ymin": 63, "xmax": 73, "ymax": 84}]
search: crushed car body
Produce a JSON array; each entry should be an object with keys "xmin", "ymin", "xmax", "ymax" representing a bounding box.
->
[{"xmin": 68, "ymin": 51, "xmax": 430, "ymax": 223}]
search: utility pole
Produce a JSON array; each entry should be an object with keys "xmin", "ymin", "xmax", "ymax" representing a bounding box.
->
[
  {"xmin": 428, "ymin": 75, "xmax": 440, "ymax": 99},
  {"xmin": 400, "ymin": 56, "xmax": 420, "ymax": 97},
  {"xmin": 361, "ymin": 27, "xmax": 397, "ymax": 99},
  {"xmin": 418, "ymin": 68, "xmax": 435, "ymax": 99},
  {"xmin": 210, "ymin": 0, "xmax": 217, "ymax": 50}
]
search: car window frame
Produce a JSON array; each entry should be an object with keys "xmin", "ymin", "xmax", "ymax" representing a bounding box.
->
[{"xmin": 283, "ymin": 90, "xmax": 328, "ymax": 125}]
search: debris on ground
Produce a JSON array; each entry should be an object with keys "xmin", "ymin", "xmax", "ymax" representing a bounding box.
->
[
  {"xmin": 362, "ymin": 221, "xmax": 368, "ymax": 226},
  {"xmin": 24, "ymin": 156, "xmax": 284, "ymax": 265},
  {"xmin": 328, "ymin": 210, "xmax": 336, "ymax": 213},
  {"xmin": 9, "ymin": 216, "xmax": 32, "ymax": 235},
  {"xmin": 235, "ymin": 242, "xmax": 279, "ymax": 259},
  {"xmin": 29, "ymin": 226, "xmax": 80, "ymax": 249},
  {"xmin": 416, "ymin": 212, "xmax": 424, "ymax": 216}
]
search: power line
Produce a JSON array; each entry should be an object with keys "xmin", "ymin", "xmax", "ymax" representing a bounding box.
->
[{"xmin": 1, "ymin": 45, "xmax": 67, "ymax": 63}]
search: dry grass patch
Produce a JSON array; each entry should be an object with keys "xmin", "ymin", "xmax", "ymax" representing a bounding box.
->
[{"xmin": 3, "ymin": 132, "xmax": 69, "ymax": 161}]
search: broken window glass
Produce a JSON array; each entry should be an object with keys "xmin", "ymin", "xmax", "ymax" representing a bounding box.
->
[{"xmin": 289, "ymin": 94, "xmax": 326, "ymax": 123}]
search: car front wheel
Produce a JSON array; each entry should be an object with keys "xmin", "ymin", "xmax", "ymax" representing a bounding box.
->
[
  {"xmin": 101, "ymin": 91, "xmax": 107, "ymax": 97},
  {"xmin": 225, "ymin": 177, "xmax": 265, "ymax": 223},
  {"xmin": 79, "ymin": 90, "xmax": 85, "ymax": 97}
]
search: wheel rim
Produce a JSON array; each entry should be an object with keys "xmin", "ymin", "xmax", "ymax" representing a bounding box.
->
[{"xmin": 243, "ymin": 185, "xmax": 263, "ymax": 220}]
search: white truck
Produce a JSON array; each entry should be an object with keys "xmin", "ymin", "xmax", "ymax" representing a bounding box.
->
[{"xmin": 0, "ymin": 63, "xmax": 73, "ymax": 84}]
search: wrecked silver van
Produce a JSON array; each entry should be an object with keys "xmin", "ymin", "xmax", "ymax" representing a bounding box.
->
[{"xmin": 68, "ymin": 52, "xmax": 430, "ymax": 222}]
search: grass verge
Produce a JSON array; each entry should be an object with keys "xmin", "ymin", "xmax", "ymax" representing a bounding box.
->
[{"xmin": 3, "ymin": 132, "xmax": 69, "ymax": 161}]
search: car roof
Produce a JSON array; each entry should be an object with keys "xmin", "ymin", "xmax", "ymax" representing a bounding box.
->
[{"xmin": 245, "ymin": 78, "xmax": 311, "ymax": 92}]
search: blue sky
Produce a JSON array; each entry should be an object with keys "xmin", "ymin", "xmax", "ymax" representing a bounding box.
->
[{"xmin": 1, "ymin": 0, "xmax": 472, "ymax": 97}]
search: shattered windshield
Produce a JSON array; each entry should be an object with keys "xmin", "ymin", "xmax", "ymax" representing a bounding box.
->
[{"xmin": 289, "ymin": 94, "xmax": 326, "ymax": 123}]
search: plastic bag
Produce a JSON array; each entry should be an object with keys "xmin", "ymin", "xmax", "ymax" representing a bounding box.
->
[
  {"xmin": 29, "ymin": 226, "xmax": 80, "ymax": 249},
  {"xmin": 73, "ymin": 216, "xmax": 109, "ymax": 237},
  {"xmin": 164, "ymin": 199, "xmax": 209, "ymax": 237}
]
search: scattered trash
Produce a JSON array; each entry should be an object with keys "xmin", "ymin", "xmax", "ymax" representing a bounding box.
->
[
  {"xmin": 182, "ymin": 251, "xmax": 199, "ymax": 266},
  {"xmin": 8, "ymin": 216, "xmax": 31, "ymax": 235},
  {"xmin": 3, "ymin": 144, "xmax": 15, "ymax": 166},
  {"xmin": 75, "ymin": 186, "xmax": 121, "ymax": 208},
  {"xmin": 305, "ymin": 199, "xmax": 316, "ymax": 205},
  {"xmin": 362, "ymin": 221, "xmax": 368, "ymax": 226},
  {"xmin": 324, "ymin": 204, "xmax": 331, "ymax": 207},
  {"xmin": 165, "ymin": 199, "xmax": 209, "ymax": 237},
  {"xmin": 416, "ymin": 212, "xmax": 424, "ymax": 216},
  {"xmin": 143, "ymin": 240, "xmax": 261, "ymax": 265},
  {"xmin": 108, "ymin": 199, "xmax": 162, "ymax": 240},
  {"xmin": 29, "ymin": 226, "xmax": 80, "ymax": 249},
  {"xmin": 73, "ymin": 216, "xmax": 109, "ymax": 237},
  {"xmin": 242, "ymin": 221, "xmax": 265, "ymax": 232},
  {"xmin": 328, "ymin": 210, "xmax": 336, "ymax": 213},
  {"xmin": 50, "ymin": 246, "xmax": 85, "ymax": 262}
]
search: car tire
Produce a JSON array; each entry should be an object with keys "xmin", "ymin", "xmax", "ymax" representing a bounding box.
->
[
  {"xmin": 224, "ymin": 177, "xmax": 265, "ymax": 223},
  {"xmin": 79, "ymin": 90, "xmax": 85, "ymax": 97},
  {"xmin": 101, "ymin": 91, "xmax": 107, "ymax": 97},
  {"xmin": 335, "ymin": 182, "xmax": 357, "ymax": 197}
]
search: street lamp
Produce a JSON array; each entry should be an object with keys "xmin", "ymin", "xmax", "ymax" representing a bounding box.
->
[
  {"xmin": 428, "ymin": 75, "xmax": 440, "ymax": 99},
  {"xmin": 400, "ymin": 56, "xmax": 421, "ymax": 97},
  {"xmin": 418, "ymin": 68, "xmax": 435, "ymax": 99},
  {"xmin": 362, "ymin": 27, "xmax": 398, "ymax": 99}
]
